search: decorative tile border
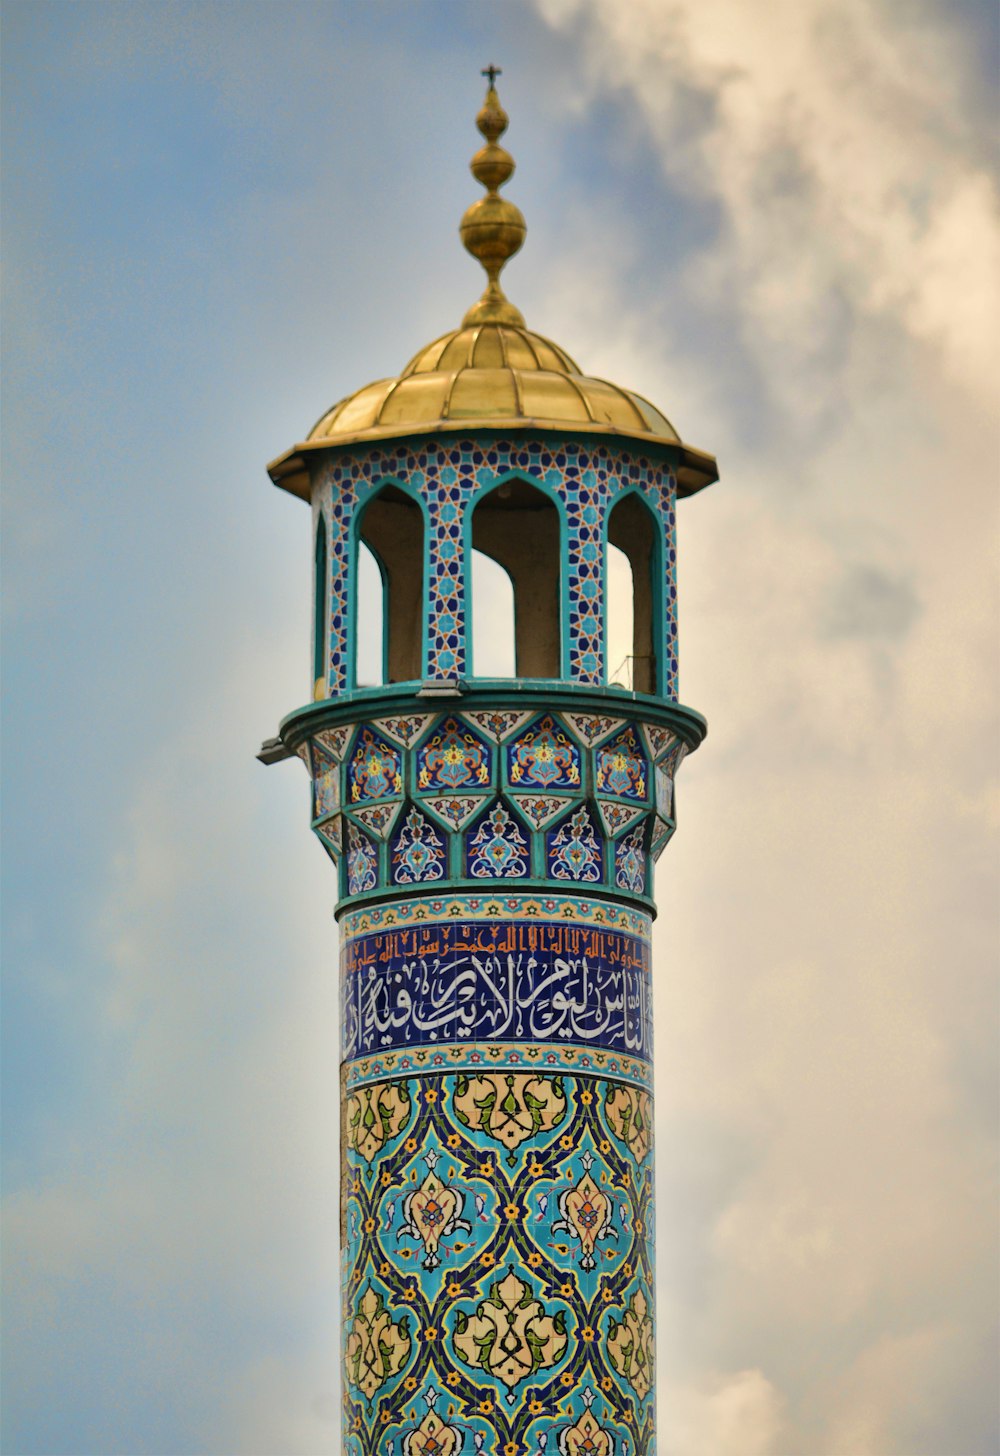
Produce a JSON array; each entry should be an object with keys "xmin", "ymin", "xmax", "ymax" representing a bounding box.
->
[
  {"xmin": 342, "ymin": 1039, "xmax": 653, "ymax": 1093},
  {"xmin": 306, "ymin": 705, "xmax": 692, "ymax": 906},
  {"xmin": 342, "ymin": 916, "xmax": 652, "ymax": 1063},
  {"xmin": 339, "ymin": 891, "xmax": 652, "ymax": 941}
]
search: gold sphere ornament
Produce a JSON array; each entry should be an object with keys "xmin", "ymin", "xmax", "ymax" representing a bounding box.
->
[{"xmin": 460, "ymin": 67, "xmax": 526, "ymax": 327}]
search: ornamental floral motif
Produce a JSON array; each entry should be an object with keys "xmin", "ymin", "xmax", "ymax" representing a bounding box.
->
[
  {"xmin": 508, "ymin": 716, "xmax": 581, "ymax": 790},
  {"xmin": 557, "ymin": 1400, "xmax": 616, "ymax": 1456},
  {"xmin": 614, "ymin": 824, "xmax": 646, "ymax": 896},
  {"xmin": 453, "ymin": 1267, "xmax": 568, "ymax": 1397},
  {"xmin": 378, "ymin": 715, "xmax": 430, "ymax": 748},
  {"xmin": 418, "ymin": 717, "xmax": 491, "ymax": 792},
  {"xmin": 349, "ymin": 727, "xmax": 404, "ymax": 802},
  {"xmin": 315, "ymin": 724, "xmax": 351, "ymax": 761},
  {"xmin": 597, "ymin": 800, "xmax": 643, "ymax": 837},
  {"xmin": 425, "ymin": 795, "xmax": 489, "ymax": 831},
  {"xmin": 551, "ymin": 1151, "xmax": 619, "ymax": 1272},
  {"xmin": 564, "ymin": 713, "xmax": 623, "ymax": 747},
  {"xmin": 316, "ymin": 815, "xmax": 342, "ymax": 857},
  {"xmin": 651, "ymin": 817, "xmax": 674, "ymax": 861},
  {"xmin": 312, "ymin": 741, "xmax": 341, "ymax": 818},
  {"xmin": 595, "ymin": 727, "xmax": 647, "ymax": 801},
  {"xmin": 398, "ymin": 1154, "xmax": 472, "ymax": 1270},
  {"xmin": 654, "ymin": 763, "xmax": 673, "ymax": 821},
  {"xmin": 640, "ymin": 722, "xmax": 676, "ymax": 761},
  {"xmin": 353, "ymin": 802, "xmax": 401, "ymax": 841},
  {"xmin": 547, "ymin": 807, "xmax": 603, "ymax": 883},
  {"xmin": 402, "ymin": 1407, "xmax": 464, "ymax": 1456},
  {"xmin": 347, "ymin": 822, "xmax": 379, "ymax": 895},
  {"xmin": 463, "ymin": 709, "xmax": 530, "ymax": 742},
  {"xmin": 606, "ymin": 1288, "xmax": 654, "ymax": 1401},
  {"xmin": 604, "ymin": 1086, "xmax": 652, "ymax": 1163},
  {"xmin": 511, "ymin": 794, "xmax": 567, "ymax": 829},
  {"xmin": 346, "ymin": 1081, "xmax": 412, "ymax": 1164},
  {"xmin": 345, "ymin": 1284, "xmax": 412, "ymax": 1401},
  {"xmin": 466, "ymin": 803, "xmax": 529, "ymax": 878},
  {"xmin": 391, "ymin": 807, "xmax": 446, "ymax": 884},
  {"xmin": 453, "ymin": 1073, "xmax": 567, "ymax": 1153}
]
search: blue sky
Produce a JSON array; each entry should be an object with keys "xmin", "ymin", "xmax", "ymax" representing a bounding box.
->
[{"xmin": 3, "ymin": 3, "xmax": 998, "ymax": 1453}]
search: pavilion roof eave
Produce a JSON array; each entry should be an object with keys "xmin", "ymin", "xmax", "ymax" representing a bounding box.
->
[{"xmin": 266, "ymin": 423, "xmax": 718, "ymax": 501}]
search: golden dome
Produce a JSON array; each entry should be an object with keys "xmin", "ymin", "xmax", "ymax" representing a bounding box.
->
[{"xmin": 267, "ymin": 72, "xmax": 718, "ymax": 501}]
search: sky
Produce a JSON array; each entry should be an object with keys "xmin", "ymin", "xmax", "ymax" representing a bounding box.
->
[{"xmin": 2, "ymin": 2, "xmax": 998, "ymax": 1453}]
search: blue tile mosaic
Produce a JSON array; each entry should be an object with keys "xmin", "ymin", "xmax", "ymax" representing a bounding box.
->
[
  {"xmin": 614, "ymin": 823, "xmax": 647, "ymax": 896},
  {"xmin": 507, "ymin": 715, "xmax": 582, "ymax": 791},
  {"xmin": 390, "ymin": 805, "xmax": 447, "ymax": 885},
  {"xmin": 546, "ymin": 805, "xmax": 604, "ymax": 883},
  {"xmin": 595, "ymin": 725, "xmax": 648, "ymax": 802},
  {"xmin": 347, "ymin": 821, "xmax": 378, "ymax": 896},
  {"xmin": 417, "ymin": 716, "xmax": 492, "ymax": 792},
  {"xmin": 465, "ymin": 801, "xmax": 529, "ymax": 878},
  {"xmin": 348, "ymin": 727, "xmax": 404, "ymax": 803},
  {"xmin": 314, "ymin": 437, "xmax": 678, "ymax": 698}
]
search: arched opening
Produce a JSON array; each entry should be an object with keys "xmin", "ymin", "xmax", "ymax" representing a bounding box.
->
[
  {"xmin": 607, "ymin": 493, "xmax": 660, "ymax": 695},
  {"xmin": 606, "ymin": 542, "xmax": 634, "ymax": 687},
  {"xmin": 471, "ymin": 479, "xmax": 561, "ymax": 679},
  {"xmin": 472, "ymin": 549, "xmax": 515, "ymax": 676},
  {"xmin": 313, "ymin": 514, "xmax": 328, "ymax": 694},
  {"xmin": 356, "ymin": 485, "xmax": 425, "ymax": 684},
  {"xmin": 355, "ymin": 540, "xmax": 385, "ymax": 687}
]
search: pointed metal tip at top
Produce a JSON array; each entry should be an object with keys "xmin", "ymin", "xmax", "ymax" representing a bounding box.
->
[{"xmin": 460, "ymin": 67, "xmax": 526, "ymax": 326}]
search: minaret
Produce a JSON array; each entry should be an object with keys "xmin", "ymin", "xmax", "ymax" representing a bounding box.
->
[{"xmin": 262, "ymin": 70, "xmax": 717, "ymax": 1456}]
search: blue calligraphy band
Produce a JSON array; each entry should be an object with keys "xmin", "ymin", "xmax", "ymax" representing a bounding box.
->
[{"xmin": 342, "ymin": 918, "xmax": 652, "ymax": 1063}]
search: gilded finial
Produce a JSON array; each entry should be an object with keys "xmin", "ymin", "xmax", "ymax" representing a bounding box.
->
[{"xmin": 460, "ymin": 67, "xmax": 526, "ymax": 327}]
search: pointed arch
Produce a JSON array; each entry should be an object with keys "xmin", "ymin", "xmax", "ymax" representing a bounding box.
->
[
  {"xmin": 313, "ymin": 512, "xmax": 328, "ymax": 695},
  {"xmin": 354, "ymin": 481, "xmax": 427, "ymax": 685},
  {"xmin": 472, "ymin": 549, "xmax": 515, "ymax": 676},
  {"xmin": 355, "ymin": 539, "xmax": 385, "ymax": 686},
  {"xmin": 469, "ymin": 475, "xmax": 563, "ymax": 679},
  {"xmin": 607, "ymin": 490, "xmax": 663, "ymax": 695}
]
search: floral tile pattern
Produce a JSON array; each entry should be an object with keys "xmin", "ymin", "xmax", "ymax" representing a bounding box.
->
[
  {"xmin": 352, "ymin": 802, "xmax": 402, "ymax": 841},
  {"xmin": 348, "ymin": 727, "xmax": 404, "ymax": 803},
  {"xmin": 595, "ymin": 726, "xmax": 647, "ymax": 802},
  {"xmin": 417, "ymin": 716, "xmax": 491, "ymax": 792},
  {"xmin": 347, "ymin": 822, "xmax": 379, "ymax": 896},
  {"xmin": 597, "ymin": 801, "xmax": 644, "ymax": 838},
  {"xmin": 564, "ymin": 713, "xmax": 624, "ymax": 747},
  {"xmin": 341, "ymin": 1065, "xmax": 655, "ymax": 1456},
  {"xmin": 377, "ymin": 715, "xmax": 431, "ymax": 748},
  {"xmin": 315, "ymin": 814, "xmax": 343, "ymax": 858},
  {"xmin": 466, "ymin": 802, "xmax": 530, "ymax": 878},
  {"xmin": 390, "ymin": 806, "xmax": 447, "ymax": 885},
  {"xmin": 315, "ymin": 724, "xmax": 352, "ymax": 761},
  {"xmin": 508, "ymin": 715, "xmax": 581, "ymax": 791},
  {"xmin": 640, "ymin": 722, "xmax": 676, "ymax": 762},
  {"xmin": 462, "ymin": 709, "xmax": 531, "ymax": 743},
  {"xmin": 547, "ymin": 806, "xmax": 604, "ymax": 883},
  {"xmin": 312, "ymin": 740, "xmax": 341, "ymax": 819},
  {"xmin": 510, "ymin": 793, "xmax": 568, "ymax": 830},
  {"xmin": 423, "ymin": 795, "xmax": 490, "ymax": 832},
  {"xmin": 614, "ymin": 824, "xmax": 647, "ymax": 896}
]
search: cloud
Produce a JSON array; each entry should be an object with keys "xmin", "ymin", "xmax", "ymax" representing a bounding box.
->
[
  {"xmin": 3, "ymin": 638, "xmax": 343, "ymax": 1453},
  {"xmin": 534, "ymin": 0, "xmax": 1000, "ymax": 411},
  {"xmin": 524, "ymin": 2, "xmax": 999, "ymax": 1451},
  {"xmin": 660, "ymin": 1369, "xmax": 787, "ymax": 1456}
]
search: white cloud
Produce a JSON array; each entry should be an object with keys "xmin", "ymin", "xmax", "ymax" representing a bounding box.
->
[
  {"xmin": 525, "ymin": 2, "xmax": 998, "ymax": 1450},
  {"xmin": 535, "ymin": 0, "xmax": 1000, "ymax": 412},
  {"xmin": 661, "ymin": 1368, "xmax": 787, "ymax": 1456}
]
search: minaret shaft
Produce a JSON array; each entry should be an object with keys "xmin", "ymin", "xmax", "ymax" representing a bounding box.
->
[{"xmin": 264, "ymin": 73, "xmax": 718, "ymax": 1456}]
